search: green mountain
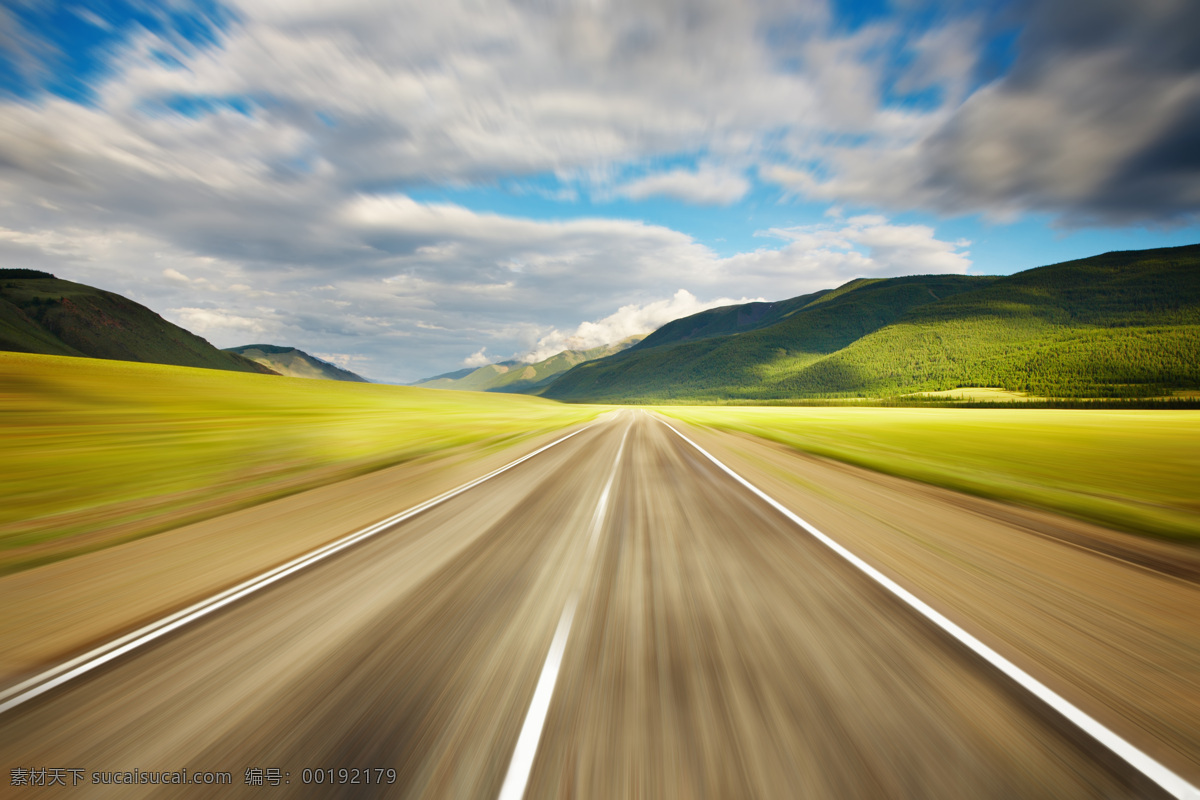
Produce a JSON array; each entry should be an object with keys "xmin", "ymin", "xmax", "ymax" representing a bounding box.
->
[
  {"xmin": 631, "ymin": 289, "xmax": 830, "ymax": 350},
  {"xmin": 415, "ymin": 336, "xmax": 645, "ymax": 393},
  {"xmin": 415, "ymin": 367, "xmax": 477, "ymax": 384},
  {"xmin": 543, "ymin": 244, "xmax": 1200, "ymax": 402},
  {"xmin": 225, "ymin": 344, "xmax": 370, "ymax": 382},
  {"xmin": 0, "ymin": 270, "xmax": 276, "ymax": 374}
]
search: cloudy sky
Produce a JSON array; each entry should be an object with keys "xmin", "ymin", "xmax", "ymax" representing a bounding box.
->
[{"xmin": 1, "ymin": 0, "xmax": 1197, "ymax": 382}]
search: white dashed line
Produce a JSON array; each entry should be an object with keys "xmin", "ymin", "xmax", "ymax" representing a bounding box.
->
[{"xmin": 497, "ymin": 420, "xmax": 631, "ymax": 800}]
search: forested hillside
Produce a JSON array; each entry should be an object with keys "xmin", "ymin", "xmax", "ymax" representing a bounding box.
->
[
  {"xmin": 543, "ymin": 245, "xmax": 1200, "ymax": 402},
  {"xmin": 631, "ymin": 289, "xmax": 830, "ymax": 350}
]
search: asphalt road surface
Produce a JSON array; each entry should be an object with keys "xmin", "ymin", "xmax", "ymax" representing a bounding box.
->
[{"xmin": 0, "ymin": 411, "xmax": 1189, "ymax": 798}]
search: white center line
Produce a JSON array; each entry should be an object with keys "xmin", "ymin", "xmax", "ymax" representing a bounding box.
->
[
  {"xmin": 497, "ymin": 420, "xmax": 631, "ymax": 800},
  {"xmin": 659, "ymin": 416, "xmax": 1200, "ymax": 800}
]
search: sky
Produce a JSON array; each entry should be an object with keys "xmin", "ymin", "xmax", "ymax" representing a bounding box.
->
[{"xmin": 0, "ymin": 0, "xmax": 1197, "ymax": 382}]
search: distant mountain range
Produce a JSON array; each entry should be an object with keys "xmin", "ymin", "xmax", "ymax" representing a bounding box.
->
[
  {"xmin": 0, "ymin": 270, "xmax": 274, "ymax": 375},
  {"xmin": 8, "ymin": 243, "xmax": 1197, "ymax": 401},
  {"xmin": 225, "ymin": 344, "xmax": 369, "ymax": 382},
  {"xmin": 543, "ymin": 244, "xmax": 1200, "ymax": 402},
  {"xmin": 414, "ymin": 336, "xmax": 644, "ymax": 393}
]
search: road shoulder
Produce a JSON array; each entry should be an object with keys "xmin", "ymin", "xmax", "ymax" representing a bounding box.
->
[
  {"xmin": 669, "ymin": 418, "xmax": 1200, "ymax": 785},
  {"xmin": 0, "ymin": 423, "xmax": 596, "ymax": 688}
]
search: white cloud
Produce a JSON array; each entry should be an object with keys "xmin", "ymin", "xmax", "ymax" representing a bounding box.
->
[
  {"xmin": 72, "ymin": 7, "xmax": 115, "ymax": 32},
  {"xmin": 760, "ymin": 216, "xmax": 972, "ymax": 276},
  {"xmin": 522, "ymin": 289, "xmax": 752, "ymax": 362},
  {"xmin": 172, "ymin": 307, "xmax": 270, "ymax": 338},
  {"xmin": 614, "ymin": 166, "xmax": 751, "ymax": 205},
  {"xmin": 311, "ymin": 352, "xmax": 367, "ymax": 369},
  {"xmin": 0, "ymin": 0, "xmax": 961, "ymax": 216},
  {"xmin": 462, "ymin": 347, "xmax": 494, "ymax": 368},
  {"xmin": 761, "ymin": 1, "xmax": 1200, "ymax": 223}
]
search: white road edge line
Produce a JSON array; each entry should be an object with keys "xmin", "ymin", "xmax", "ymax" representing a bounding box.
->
[
  {"xmin": 497, "ymin": 420, "xmax": 631, "ymax": 800},
  {"xmin": 0, "ymin": 423, "xmax": 598, "ymax": 717},
  {"xmin": 659, "ymin": 417, "xmax": 1200, "ymax": 800}
]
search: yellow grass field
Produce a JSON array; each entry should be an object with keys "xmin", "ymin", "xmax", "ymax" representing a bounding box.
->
[
  {"xmin": 904, "ymin": 387, "xmax": 1043, "ymax": 402},
  {"xmin": 0, "ymin": 352, "xmax": 601, "ymax": 574},
  {"xmin": 661, "ymin": 406, "xmax": 1200, "ymax": 540}
]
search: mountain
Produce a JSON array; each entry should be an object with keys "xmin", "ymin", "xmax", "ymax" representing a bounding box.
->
[
  {"xmin": 631, "ymin": 289, "xmax": 831, "ymax": 350},
  {"xmin": 415, "ymin": 336, "xmax": 645, "ymax": 393},
  {"xmin": 543, "ymin": 244, "xmax": 1200, "ymax": 402},
  {"xmin": 225, "ymin": 344, "xmax": 369, "ymax": 382},
  {"xmin": 414, "ymin": 367, "xmax": 477, "ymax": 384},
  {"xmin": 0, "ymin": 270, "xmax": 275, "ymax": 374}
]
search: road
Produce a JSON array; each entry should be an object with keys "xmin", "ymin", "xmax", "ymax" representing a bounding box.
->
[{"xmin": 0, "ymin": 410, "xmax": 1192, "ymax": 798}]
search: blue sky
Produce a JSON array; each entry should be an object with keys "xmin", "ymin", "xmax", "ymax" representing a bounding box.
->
[
  {"xmin": 0, "ymin": 0, "xmax": 1197, "ymax": 381},
  {"xmin": 407, "ymin": 176, "xmax": 1200, "ymax": 276}
]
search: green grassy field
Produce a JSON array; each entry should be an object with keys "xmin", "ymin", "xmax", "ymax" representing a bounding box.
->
[
  {"xmin": 662, "ymin": 406, "xmax": 1200, "ymax": 540},
  {"xmin": 0, "ymin": 352, "xmax": 601, "ymax": 574}
]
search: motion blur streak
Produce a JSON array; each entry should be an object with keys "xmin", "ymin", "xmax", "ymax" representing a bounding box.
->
[
  {"xmin": 0, "ymin": 412, "xmax": 1191, "ymax": 797},
  {"xmin": 499, "ymin": 421, "xmax": 630, "ymax": 800},
  {"xmin": 0, "ymin": 424, "xmax": 594, "ymax": 716},
  {"xmin": 658, "ymin": 415, "xmax": 1198, "ymax": 800}
]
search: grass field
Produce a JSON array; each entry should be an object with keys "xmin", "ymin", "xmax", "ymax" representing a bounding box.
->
[
  {"xmin": 0, "ymin": 352, "xmax": 601, "ymax": 574},
  {"xmin": 904, "ymin": 387, "xmax": 1044, "ymax": 402},
  {"xmin": 661, "ymin": 406, "xmax": 1200, "ymax": 540}
]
